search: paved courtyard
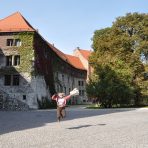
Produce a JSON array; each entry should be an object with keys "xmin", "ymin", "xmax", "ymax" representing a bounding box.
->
[{"xmin": 0, "ymin": 106, "xmax": 148, "ymax": 148}]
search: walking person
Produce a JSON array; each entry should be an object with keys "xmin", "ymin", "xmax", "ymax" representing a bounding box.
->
[{"xmin": 52, "ymin": 88, "xmax": 79, "ymax": 122}]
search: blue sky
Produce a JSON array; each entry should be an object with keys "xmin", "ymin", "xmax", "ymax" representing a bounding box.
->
[{"xmin": 0, "ymin": 0, "xmax": 147, "ymax": 54}]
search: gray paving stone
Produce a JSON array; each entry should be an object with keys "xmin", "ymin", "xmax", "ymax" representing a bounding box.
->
[{"xmin": 0, "ymin": 107, "xmax": 148, "ymax": 148}]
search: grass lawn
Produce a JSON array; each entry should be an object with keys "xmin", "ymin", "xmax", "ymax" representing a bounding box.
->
[{"xmin": 86, "ymin": 104, "xmax": 101, "ymax": 109}]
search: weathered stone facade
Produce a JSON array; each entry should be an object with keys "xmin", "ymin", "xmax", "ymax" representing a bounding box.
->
[{"xmin": 0, "ymin": 33, "xmax": 51, "ymax": 109}]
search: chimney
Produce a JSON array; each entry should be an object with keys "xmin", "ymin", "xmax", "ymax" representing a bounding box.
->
[{"xmin": 76, "ymin": 47, "xmax": 80, "ymax": 50}]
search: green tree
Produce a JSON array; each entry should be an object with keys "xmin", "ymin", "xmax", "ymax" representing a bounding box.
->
[{"xmin": 88, "ymin": 12, "xmax": 148, "ymax": 108}]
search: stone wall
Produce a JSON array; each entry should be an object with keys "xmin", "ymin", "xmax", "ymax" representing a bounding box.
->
[
  {"xmin": 54, "ymin": 70, "xmax": 87, "ymax": 104},
  {"xmin": 0, "ymin": 89, "xmax": 29, "ymax": 111},
  {"xmin": 0, "ymin": 33, "xmax": 51, "ymax": 109}
]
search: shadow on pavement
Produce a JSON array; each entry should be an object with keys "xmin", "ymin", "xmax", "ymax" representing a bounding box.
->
[
  {"xmin": 66, "ymin": 123, "xmax": 106, "ymax": 130},
  {"xmin": 67, "ymin": 124, "xmax": 92, "ymax": 129},
  {"xmin": 0, "ymin": 107, "xmax": 136, "ymax": 135}
]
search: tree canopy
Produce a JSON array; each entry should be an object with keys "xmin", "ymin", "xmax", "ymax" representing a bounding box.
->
[{"xmin": 87, "ymin": 12, "xmax": 148, "ymax": 108}]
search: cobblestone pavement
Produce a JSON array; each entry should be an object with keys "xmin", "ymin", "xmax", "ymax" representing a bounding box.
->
[{"xmin": 0, "ymin": 107, "xmax": 148, "ymax": 148}]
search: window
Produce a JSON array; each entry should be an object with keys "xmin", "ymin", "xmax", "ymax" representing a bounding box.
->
[
  {"xmin": 23, "ymin": 95, "xmax": 26, "ymax": 100},
  {"xmin": 81, "ymin": 81, "xmax": 84, "ymax": 86},
  {"xmin": 82, "ymin": 90, "xmax": 84, "ymax": 96},
  {"xmin": 79, "ymin": 90, "xmax": 84, "ymax": 96},
  {"xmin": 78, "ymin": 81, "xmax": 84, "ymax": 86},
  {"xmin": 4, "ymin": 75, "xmax": 19, "ymax": 86},
  {"xmin": 62, "ymin": 74, "xmax": 64, "ymax": 81},
  {"xmin": 78, "ymin": 81, "xmax": 81, "ymax": 86},
  {"xmin": 14, "ymin": 55, "xmax": 20, "ymax": 66},
  {"xmin": 13, "ymin": 75, "xmax": 19, "ymax": 86},
  {"xmin": 6, "ymin": 55, "xmax": 20, "ymax": 66},
  {"xmin": 4, "ymin": 75, "xmax": 11, "ymax": 86},
  {"xmin": 79, "ymin": 90, "xmax": 81, "ymax": 96},
  {"xmin": 7, "ymin": 39, "xmax": 21, "ymax": 46},
  {"xmin": 64, "ymin": 87, "xmax": 66, "ymax": 94},
  {"xmin": 7, "ymin": 39, "xmax": 13, "ymax": 46},
  {"xmin": 14, "ymin": 39, "xmax": 21, "ymax": 47},
  {"xmin": 6, "ymin": 56, "xmax": 12, "ymax": 66}
]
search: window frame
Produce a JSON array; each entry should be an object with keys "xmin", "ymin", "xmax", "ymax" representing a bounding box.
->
[{"xmin": 7, "ymin": 39, "xmax": 14, "ymax": 46}]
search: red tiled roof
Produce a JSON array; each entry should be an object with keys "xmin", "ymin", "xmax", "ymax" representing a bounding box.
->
[
  {"xmin": 78, "ymin": 49, "xmax": 92, "ymax": 60},
  {"xmin": 48, "ymin": 43, "xmax": 68, "ymax": 62},
  {"xmin": 48, "ymin": 43, "xmax": 86, "ymax": 70},
  {"xmin": 0, "ymin": 12, "xmax": 35, "ymax": 32},
  {"xmin": 65, "ymin": 54, "xmax": 86, "ymax": 70}
]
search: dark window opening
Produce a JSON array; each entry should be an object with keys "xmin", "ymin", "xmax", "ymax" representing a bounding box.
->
[
  {"xmin": 78, "ymin": 81, "xmax": 81, "ymax": 86},
  {"xmin": 64, "ymin": 87, "xmax": 66, "ymax": 94},
  {"xmin": 79, "ymin": 90, "xmax": 81, "ymax": 96},
  {"xmin": 6, "ymin": 56, "xmax": 12, "ymax": 66},
  {"xmin": 13, "ymin": 75, "xmax": 19, "ymax": 86},
  {"xmin": 82, "ymin": 90, "xmax": 84, "ymax": 96},
  {"xmin": 62, "ymin": 74, "xmax": 64, "ymax": 81},
  {"xmin": 78, "ymin": 81, "xmax": 84, "ymax": 86},
  {"xmin": 4, "ymin": 75, "xmax": 11, "ymax": 86},
  {"xmin": 7, "ymin": 39, "xmax": 13, "ymax": 46},
  {"xmin": 23, "ymin": 95, "xmax": 26, "ymax": 100},
  {"xmin": 14, "ymin": 55, "xmax": 20, "ymax": 66}
]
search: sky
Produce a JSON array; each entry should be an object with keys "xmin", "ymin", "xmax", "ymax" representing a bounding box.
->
[{"xmin": 0, "ymin": 0, "xmax": 147, "ymax": 54}]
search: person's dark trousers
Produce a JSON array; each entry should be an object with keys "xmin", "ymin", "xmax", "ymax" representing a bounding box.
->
[{"xmin": 57, "ymin": 106, "xmax": 66, "ymax": 122}]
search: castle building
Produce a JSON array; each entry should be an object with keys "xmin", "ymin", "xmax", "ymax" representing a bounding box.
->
[{"xmin": 0, "ymin": 12, "xmax": 92, "ymax": 109}]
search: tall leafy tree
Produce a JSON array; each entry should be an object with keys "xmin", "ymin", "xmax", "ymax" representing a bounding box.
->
[{"xmin": 87, "ymin": 13, "xmax": 148, "ymax": 107}]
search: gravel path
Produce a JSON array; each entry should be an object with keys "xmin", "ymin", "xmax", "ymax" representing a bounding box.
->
[{"xmin": 0, "ymin": 107, "xmax": 148, "ymax": 148}]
